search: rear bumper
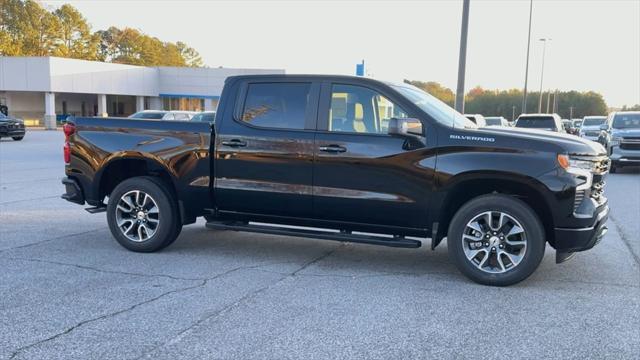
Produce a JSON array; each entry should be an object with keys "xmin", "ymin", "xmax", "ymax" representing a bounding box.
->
[
  {"xmin": 61, "ymin": 177, "xmax": 85, "ymax": 205},
  {"xmin": 554, "ymin": 202, "xmax": 609, "ymax": 253}
]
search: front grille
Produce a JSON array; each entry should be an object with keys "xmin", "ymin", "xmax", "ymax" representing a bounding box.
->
[
  {"xmin": 574, "ymin": 190, "xmax": 586, "ymax": 212},
  {"xmin": 594, "ymin": 157, "xmax": 610, "ymax": 174},
  {"xmin": 591, "ymin": 180, "xmax": 606, "ymax": 204},
  {"xmin": 584, "ymin": 131, "xmax": 599, "ymax": 137},
  {"xmin": 620, "ymin": 142, "xmax": 640, "ymax": 150},
  {"xmin": 572, "ymin": 156, "xmax": 608, "ymax": 213}
]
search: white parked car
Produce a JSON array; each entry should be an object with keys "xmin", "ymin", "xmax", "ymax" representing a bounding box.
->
[
  {"xmin": 579, "ymin": 116, "xmax": 607, "ymax": 141},
  {"xmin": 128, "ymin": 110, "xmax": 197, "ymax": 121},
  {"xmin": 485, "ymin": 116, "xmax": 510, "ymax": 127},
  {"xmin": 514, "ymin": 113, "xmax": 565, "ymax": 133},
  {"xmin": 464, "ymin": 114, "xmax": 487, "ymax": 127}
]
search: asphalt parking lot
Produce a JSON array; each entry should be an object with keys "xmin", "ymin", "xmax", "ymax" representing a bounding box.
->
[{"xmin": 1, "ymin": 130, "xmax": 639, "ymax": 359}]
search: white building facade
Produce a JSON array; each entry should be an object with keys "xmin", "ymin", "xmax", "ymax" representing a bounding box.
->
[{"xmin": 0, "ymin": 57, "xmax": 284, "ymax": 128}]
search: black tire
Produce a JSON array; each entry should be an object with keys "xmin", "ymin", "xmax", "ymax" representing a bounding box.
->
[
  {"xmin": 107, "ymin": 176, "xmax": 181, "ymax": 252},
  {"xmin": 203, "ymin": 214, "xmax": 216, "ymax": 222},
  {"xmin": 447, "ymin": 194, "xmax": 545, "ymax": 286},
  {"xmin": 609, "ymin": 164, "xmax": 617, "ymax": 173},
  {"xmin": 12, "ymin": 136, "xmax": 24, "ymax": 141}
]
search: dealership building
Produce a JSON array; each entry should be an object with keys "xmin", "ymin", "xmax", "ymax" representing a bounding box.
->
[{"xmin": 0, "ymin": 56, "xmax": 284, "ymax": 128}]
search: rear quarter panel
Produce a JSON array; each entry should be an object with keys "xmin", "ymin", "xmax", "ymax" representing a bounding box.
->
[{"xmin": 67, "ymin": 117, "xmax": 212, "ymax": 217}]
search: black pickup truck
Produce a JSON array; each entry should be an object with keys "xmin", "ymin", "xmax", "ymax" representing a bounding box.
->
[{"xmin": 62, "ymin": 75, "xmax": 610, "ymax": 286}]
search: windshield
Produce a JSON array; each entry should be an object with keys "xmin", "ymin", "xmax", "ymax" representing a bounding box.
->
[
  {"xmin": 485, "ymin": 118, "xmax": 503, "ymax": 126},
  {"xmin": 582, "ymin": 117, "xmax": 606, "ymax": 126},
  {"xmin": 515, "ymin": 117, "xmax": 556, "ymax": 129},
  {"xmin": 612, "ymin": 113, "xmax": 640, "ymax": 129},
  {"xmin": 129, "ymin": 111, "xmax": 165, "ymax": 119},
  {"xmin": 391, "ymin": 85, "xmax": 476, "ymax": 129}
]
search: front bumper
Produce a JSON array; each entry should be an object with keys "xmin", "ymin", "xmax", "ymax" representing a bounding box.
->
[
  {"xmin": 61, "ymin": 177, "xmax": 85, "ymax": 205},
  {"xmin": 554, "ymin": 201, "xmax": 609, "ymax": 253},
  {"xmin": 0, "ymin": 126, "xmax": 25, "ymax": 137},
  {"xmin": 610, "ymin": 146, "xmax": 640, "ymax": 165}
]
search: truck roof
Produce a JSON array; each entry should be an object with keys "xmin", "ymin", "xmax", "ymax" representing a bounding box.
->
[{"xmin": 225, "ymin": 74, "xmax": 405, "ymax": 88}]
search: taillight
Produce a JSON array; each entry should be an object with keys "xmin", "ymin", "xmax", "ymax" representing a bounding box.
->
[
  {"xmin": 63, "ymin": 123, "xmax": 75, "ymax": 164},
  {"xmin": 64, "ymin": 142, "xmax": 71, "ymax": 163},
  {"xmin": 63, "ymin": 123, "xmax": 75, "ymax": 139}
]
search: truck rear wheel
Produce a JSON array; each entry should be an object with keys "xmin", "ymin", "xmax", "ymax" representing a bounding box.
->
[
  {"xmin": 447, "ymin": 194, "xmax": 545, "ymax": 286},
  {"xmin": 107, "ymin": 176, "xmax": 181, "ymax": 252}
]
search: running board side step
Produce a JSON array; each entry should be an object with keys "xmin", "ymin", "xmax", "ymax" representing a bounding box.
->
[
  {"xmin": 205, "ymin": 221, "xmax": 422, "ymax": 248},
  {"xmin": 85, "ymin": 206, "xmax": 106, "ymax": 214}
]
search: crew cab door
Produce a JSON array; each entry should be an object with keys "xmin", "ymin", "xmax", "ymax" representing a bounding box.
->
[
  {"xmin": 313, "ymin": 81, "xmax": 436, "ymax": 229},
  {"xmin": 214, "ymin": 79, "xmax": 320, "ymax": 218}
]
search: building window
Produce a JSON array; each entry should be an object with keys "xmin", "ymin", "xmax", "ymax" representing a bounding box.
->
[
  {"xmin": 62, "ymin": 101, "xmax": 68, "ymax": 115},
  {"xmin": 162, "ymin": 97, "xmax": 206, "ymax": 111}
]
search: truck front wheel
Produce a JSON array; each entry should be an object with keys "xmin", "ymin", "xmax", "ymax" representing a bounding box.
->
[
  {"xmin": 107, "ymin": 177, "xmax": 181, "ymax": 252},
  {"xmin": 447, "ymin": 194, "xmax": 545, "ymax": 286}
]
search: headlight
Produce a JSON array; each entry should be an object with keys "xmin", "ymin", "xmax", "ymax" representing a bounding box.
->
[
  {"xmin": 557, "ymin": 154, "xmax": 594, "ymax": 190},
  {"xmin": 610, "ymin": 136, "xmax": 621, "ymax": 146}
]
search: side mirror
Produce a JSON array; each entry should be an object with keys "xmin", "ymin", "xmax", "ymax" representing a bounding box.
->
[
  {"xmin": 388, "ymin": 118, "xmax": 423, "ymax": 138},
  {"xmin": 599, "ymin": 124, "xmax": 609, "ymax": 131}
]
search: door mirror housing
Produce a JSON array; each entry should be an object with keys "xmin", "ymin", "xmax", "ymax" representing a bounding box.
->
[
  {"xmin": 388, "ymin": 118, "xmax": 423, "ymax": 138},
  {"xmin": 599, "ymin": 124, "xmax": 609, "ymax": 131}
]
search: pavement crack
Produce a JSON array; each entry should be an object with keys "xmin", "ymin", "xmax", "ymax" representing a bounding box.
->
[
  {"xmin": 7, "ymin": 261, "xmax": 288, "ymax": 359},
  {"xmin": 0, "ymin": 227, "xmax": 105, "ymax": 254},
  {"xmin": 135, "ymin": 244, "xmax": 344, "ymax": 359},
  {"xmin": 609, "ymin": 214, "xmax": 640, "ymax": 267},
  {"xmin": 0, "ymin": 195, "xmax": 60, "ymax": 205},
  {"xmin": 5, "ymin": 257, "xmax": 202, "ymax": 282},
  {"xmin": 8, "ymin": 280, "xmax": 206, "ymax": 360}
]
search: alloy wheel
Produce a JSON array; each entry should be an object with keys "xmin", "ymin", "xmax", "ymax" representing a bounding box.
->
[
  {"xmin": 114, "ymin": 190, "xmax": 160, "ymax": 242},
  {"xmin": 461, "ymin": 211, "xmax": 527, "ymax": 274}
]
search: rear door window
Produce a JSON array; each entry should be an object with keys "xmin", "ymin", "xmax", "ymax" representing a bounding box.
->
[{"xmin": 241, "ymin": 82, "xmax": 311, "ymax": 130}]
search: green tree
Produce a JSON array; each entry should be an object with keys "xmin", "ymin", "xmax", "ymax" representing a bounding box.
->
[
  {"xmin": 621, "ymin": 104, "xmax": 640, "ymax": 111},
  {"xmin": 19, "ymin": 0, "xmax": 62, "ymax": 56},
  {"xmin": 54, "ymin": 4, "xmax": 98, "ymax": 60},
  {"xmin": 403, "ymin": 80, "xmax": 455, "ymax": 106},
  {"xmin": 1, "ymin": 0, "xmax": 204, "ymax": 67},
  {"xmin": 177, "ymin": 41, "xmax": 203, "ymax": 67}
]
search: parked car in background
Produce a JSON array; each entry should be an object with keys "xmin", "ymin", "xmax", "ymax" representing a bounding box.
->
[
  {"xmin": 562, "ymin": 120, "xmax": 577, "ymax": 135},
  {"xmin": 485, "ymin": 116, "xmax": 510, "ymax": 127},
  {"xmin": 128, "ymin": 110, "xmax": 196, "ymax": 121},
  {"xmin": 464, "ymin": 114, "xmax": 487, "ymax": 127},
  {"xmin": 0, "ymin": 112, "xmax": 26, "ymax": 141},
  {"xmin": 599, "ymin": 111, "xmax": 640, "ymax": 173},
  {"xmin": 573, "ymin": 119, "xmax": 583, "ymax": 131},
  {"xmin": 579, "ymin": 116, "xmax": 607, "ymax": 141},
  {"xmin": 514, "ymin": 114, "xmax": 564, "ymax": 133},
  {"xmin": 191, "ymin": 111, "xmax": 216, "ymax": 123}
]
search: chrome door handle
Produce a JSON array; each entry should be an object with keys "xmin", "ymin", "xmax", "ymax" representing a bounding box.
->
[
  {"xmin": 222, "ymin": 139, "xmax": 247, "ymax": 147},
  {"xmin": 319, "ymin": 145, "xmax": 347, "ymax": 153}
]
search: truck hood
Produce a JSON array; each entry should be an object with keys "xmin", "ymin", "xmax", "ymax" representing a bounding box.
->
[
  {"xmin": 611, "ymin": 128, "xmax": 640, "ymax": 138},
  {"xmin": 580, "ymin": 125, "xmax": 601, "ymax": 132},
  {"xmin": 476, "ymin": 126, "xmax": 606, "ymax": 155}
]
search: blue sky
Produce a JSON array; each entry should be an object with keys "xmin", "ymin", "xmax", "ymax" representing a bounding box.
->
[{"xmin": 42, "ymin": 0, "xmax": 640, "ymax": 107}]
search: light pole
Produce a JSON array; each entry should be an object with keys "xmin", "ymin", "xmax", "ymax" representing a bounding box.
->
[
  {"xmin": 538, "ymin": 38, "xmax": 551, "ymax": 113},
  {"xmin": 455, "ymin": 0, "xmax": 471, "ymax": 113},
  {"xmin": 522, "ymin": 0, "xmax": 533, "ymax": 114}
]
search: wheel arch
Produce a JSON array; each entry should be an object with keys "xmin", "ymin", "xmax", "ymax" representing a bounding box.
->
[
  {"xmin": 95, "ymin": 154, "xmax": 178, "ymax": 205},
  {"xmin": 433, "ymin": 172, "xmax": 556, "ymax": 248}
]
